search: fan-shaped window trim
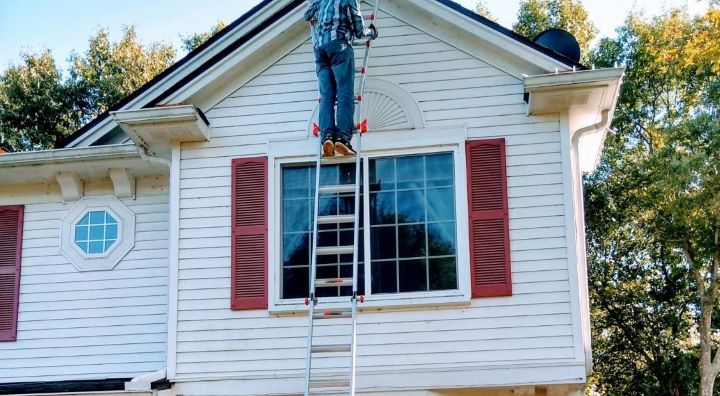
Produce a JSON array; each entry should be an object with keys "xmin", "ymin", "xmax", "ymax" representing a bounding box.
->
[{"xmin": 307, "ymin": 78, "xmax": 424, "ymax": 136}]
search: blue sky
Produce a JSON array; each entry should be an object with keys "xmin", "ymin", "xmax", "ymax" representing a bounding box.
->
[{"xmin": 0, "ymin": 0, "xmax": 710, "ymax": 72}]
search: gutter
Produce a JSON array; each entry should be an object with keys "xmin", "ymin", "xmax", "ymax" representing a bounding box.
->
[{"xmin": 0, "ymin": 145, "xmax": 140, "ymax": 168}]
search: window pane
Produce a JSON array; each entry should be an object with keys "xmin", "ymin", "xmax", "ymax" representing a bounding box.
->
[
  {"xmin": 369, "ymin": 153, "xmax": 457, "ymax": 295},
  {"xmin": 429, "ymin": 257, "xmax": 457, "ymax": 290},
  {"xmin": 398, "ymin": 259, "xmax": 427, "ymax": 292},
  {"xmin": 397, "ymin": 224, "xmax": 426, "ymax": 258},
  {"xmin": 283, "ymin": 266, "xmax": 309, "ymax": 299},
  {"xmin": 396, "ymin": 156, "xmax": 424, "ymax": 189},
  {"xmin": 283, "ymin": 167, "xmax": 310, "ymax": 199},
  {"xmin": 397, "ymin": 190, "xmax": 425, "ymax": 224},
  {"xmin": 427, "ymin": 187, "xmax": 454, "ymax": 222},
  {"xmin": 370, "ymin": 158, "xmax": 395, "ymax": 192},
  {"xmin": 106, "ymin": 213, "xmax": 118, "ymax": 225},
  {"xmin": 90, "ymin": 225, "xmax": 105, "ymax": 240},
  {"xmin": 105, "ymin": 224, "xmax": 118, "ymax": 241},
  {"xmin": 89, "ymin": 211, "xmax": 105, "ymax": 223},
  {"xmin": 283, "ymin": 199, "xmax": 310, "ymax": 233},
  {"xmin": 371, "ymin": 226, "xmax": 396, "ymax": 260},
  {"xmin": 76, "ymin": 241, "xmax": 89, "ymax": 253},
  {"xmin": 77, "ymin": 213, "xmax": 90, "ymax": 226},
  {"xmin": 318, "ymin": 196, "xmax": 337, "ymax": 216},
  {"xmin": 428, "ymin": 222, "xmax": 456, "ymax": 256},
  {"xmin": 75, "ymin": 225, "xmax": 89, "ymax": 242},
  {"xmin": 426, "ymin": 153, "xmax": 453, "ymax": 187},
  {"xmin": 88, "ymin": 241, "xmax": 105, "ymax": 254},
  {"xmin": 370, "ymin": 191, "xmax": 395, "ymax": 225},
  {"xmin": 371, "ymin": 261, "xmax": 397, "ymax": 294},
  {"xmin": 283, "ymin": 233, "xmax": 309, "ymax": 267}
]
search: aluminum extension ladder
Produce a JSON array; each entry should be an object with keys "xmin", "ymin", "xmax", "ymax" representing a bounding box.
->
[{"xmin": 305, "ymin": 2, "xmax": 381, "ymax": 395}]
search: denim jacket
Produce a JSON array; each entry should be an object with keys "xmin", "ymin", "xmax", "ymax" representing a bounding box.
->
[{"xmin": 304, "ymin": 0, "xmax": 367, "ymax": 48}]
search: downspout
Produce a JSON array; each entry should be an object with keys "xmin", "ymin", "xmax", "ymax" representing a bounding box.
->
[
  {"xmin": 572, "ymin": 109, "xmax": 610, "ymax": 149},
  {"xmin": 569, "ymin": 109, "xmax": 610, "ymax": 376}
]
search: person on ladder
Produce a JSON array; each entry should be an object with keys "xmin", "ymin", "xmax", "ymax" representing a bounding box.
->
[{"xmin": 305, "ymin": 0, "xmax": 378, "ymax": 157}]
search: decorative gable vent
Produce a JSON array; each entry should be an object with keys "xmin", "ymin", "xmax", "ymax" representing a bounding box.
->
[{"xmin": 308, "ymin": 78, "xmax": 424, "ymax": 134}]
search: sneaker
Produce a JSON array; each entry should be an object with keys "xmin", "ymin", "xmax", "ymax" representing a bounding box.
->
[
  {"xmin": 322, "ymin": 136, "xmax": 335, "ymax": 157},
  {"xmin": 334, "ymin": 137, "xmax": 356, "ymax": 156}
]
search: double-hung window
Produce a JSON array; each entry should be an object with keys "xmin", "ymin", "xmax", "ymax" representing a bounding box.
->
[{"xmin": 280, "ymin": 152, "xmax": 457, "ymax": 300}]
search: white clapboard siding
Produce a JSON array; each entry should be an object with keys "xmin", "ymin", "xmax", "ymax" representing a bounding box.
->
[
  {"xmin": 0, "ymin": 177, "xmax": 169, "ymax": 383},
  {"xmin": 173, "ymin": 6, "xmax": 576, "ymax": 390}
]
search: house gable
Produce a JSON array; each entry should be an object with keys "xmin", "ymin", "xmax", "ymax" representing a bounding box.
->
[{"xmin": 62, "ymin": 0, "xmax": 582, "ymax": 150}]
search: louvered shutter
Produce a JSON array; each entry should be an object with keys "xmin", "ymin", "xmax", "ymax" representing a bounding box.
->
[
  {"xmin": 466, "ymin": 139, "xmax": 512, "ymax": 297},
  {"xmin": 0, "ymin": 205, "xmax": 23, "ymax": 341},
  {"xmin": 231, "ymin": 157, "xmax": 268, "ymax": 310}
]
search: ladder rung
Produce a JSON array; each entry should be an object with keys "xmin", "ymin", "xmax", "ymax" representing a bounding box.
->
[
  {"xmin": 315, "ymin": 278, "xmax": 354, "ymax": 287},
  {"xmin": 320, "ymin": 156, "xmax": 357, "ymax": 165},
  {"xmin": 318, "ymin": 184, "xmax": 355, "ymax": 194},
  {"xmin": 316, "ymin": 246, "xmax": 354, "ymax": 255},
  {"xmin": 313, "ymin": 307, "xmax": 352, "ymax": 319},
  {"xmin": 317, "ymin": 214, "xmax": 356, "ymax": 225},
  {"xmin": 311, "ymin": 344, "xmax": 352, "ymax": 353},
  {"xmin": 310, "ymin": 379, "xmax": 351, "ymax": 389}
]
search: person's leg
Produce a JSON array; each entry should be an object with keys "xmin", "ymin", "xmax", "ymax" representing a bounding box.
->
[
  {"xmin": 315, "ymin": 46, "xmax": 337, "ymax": 156},
  {"xmin": 329, "ymin": 40, "xmax": 356, "ymax": 155}
]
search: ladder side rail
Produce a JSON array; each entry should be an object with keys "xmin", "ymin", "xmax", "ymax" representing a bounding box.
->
[
  {"xmin": 305, "ymin": 141, "xmax": 324, "ymax": 396},
  {"xmin": 350, "ymin": 2, "xmax": 381, "ymax": 394}
]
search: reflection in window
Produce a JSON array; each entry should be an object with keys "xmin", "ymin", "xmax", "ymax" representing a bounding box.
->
[
  {"xmin": 74, "ymin": 210, "xmax": 119, "ymax": 254},
  {"xmin": 280, "ymin": 152, "xmax": 456, "ymax": 299},
  {"xmin": 370, "ymin": 153, "xmax": 457, "ymax": 294},
  {"xmin": 281, "ymin": 163, "xmax": 364, "ymax": 299}
]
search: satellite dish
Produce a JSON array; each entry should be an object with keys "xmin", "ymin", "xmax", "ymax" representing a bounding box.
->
[{"xmin": 533, "ymin": 28, "xmax": 581, "ymax": 62}]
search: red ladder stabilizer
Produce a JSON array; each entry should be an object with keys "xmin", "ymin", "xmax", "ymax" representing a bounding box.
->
[
  {"xmin": 357, "ymin": 119, "xmax": 368, "ymax": 134},
  {"xmin": 314, "ymin": 120, "xmax": 367, "ymax": 136}
]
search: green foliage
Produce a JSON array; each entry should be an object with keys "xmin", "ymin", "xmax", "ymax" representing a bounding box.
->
[
  {"xmin": 513, "ymin": 0, "xmax": 597, "ymax": 62},
  {"xmin": 586, "ymin": 7, "xmax": 720, "ymax": 395},
  {"xmin": 181, "ymin": 21, "xmax": 227, "ymax": 52},
  {"xmin": 473, "ymin": 1, "xmax": 495, "ymax": 22},
  {"xmin": 0, "ymin": 25, "xmax": 185, "ymax": 151},
  {"xmin": 69, "ymin": 26, "xmax": 176, "ymax": 119},
  {"xmin": 0, "ymin": 51, "xmax": 83, "ymax": 150}
]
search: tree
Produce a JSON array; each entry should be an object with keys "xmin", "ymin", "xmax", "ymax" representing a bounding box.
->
[
  {"xmin": 474, "ymin": 1, "xmax": 495, "ymax": 22},
  {"xmin": 181, "ymin": 21, "xmax": 227, "ymax": 52},
  {"xmin": 585, "ymin": 8, "xmax": 720, "ymax": 395},
  {"xmin": 69, "ymin": 26, "xmax": 176, "ymax": 120},
  {"xmin": 0, "ymin": 51, "xmax": 83, "ymax": 150},
  {"xmin": 513, "ymin": 0, "xmax": 597, "ymax": 62}
]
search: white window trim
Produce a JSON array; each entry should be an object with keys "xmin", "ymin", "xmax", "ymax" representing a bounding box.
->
[
  {"xmin": 267, "ymin": 126, "xmax": 471, "ymax": 313},
  {"xmin": 60, "ymin": 196, "xmax": 135, "ymax": 272}
]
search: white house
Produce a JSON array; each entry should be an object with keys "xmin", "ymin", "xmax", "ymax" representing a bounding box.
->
[{"xmin": 0, "ymin": 0, "xmax": 623, "ymax": 395}]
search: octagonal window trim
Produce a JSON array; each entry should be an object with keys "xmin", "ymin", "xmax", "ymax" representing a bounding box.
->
[{"xmin": 61, "ymin": 196, "xmax": 135, "ymax": 272}]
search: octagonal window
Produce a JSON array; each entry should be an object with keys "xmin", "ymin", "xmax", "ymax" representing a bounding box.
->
[
  {"xmin": 61, "ymin": 197, "xmax": 135, "ymax": 271},
  {"xmin": 74, "ymin": 210, "xmax": 119, "ymax": 254}
]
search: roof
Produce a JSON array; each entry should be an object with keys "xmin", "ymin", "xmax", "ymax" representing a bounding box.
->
[{"xmin": 59, "ymin": 0, "xmax": 585, "ymax": 149}]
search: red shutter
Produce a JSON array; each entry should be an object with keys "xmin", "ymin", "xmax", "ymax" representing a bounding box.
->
[
  {"xmin": 466, "ymin": 139, "xmax": 512, "ymax": 297},
  {"xmin": 231, "ymin": 157, "xmax": 268, "ymax": 310},
  {"xmin": 0, "ymin": 205, "xmax": 23, "ymax": 341}
]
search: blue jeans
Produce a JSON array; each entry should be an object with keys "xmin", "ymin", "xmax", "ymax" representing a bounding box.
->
[{"xmin": 315, "ymin": 39, "xmax": 355, "ymax": 142}]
